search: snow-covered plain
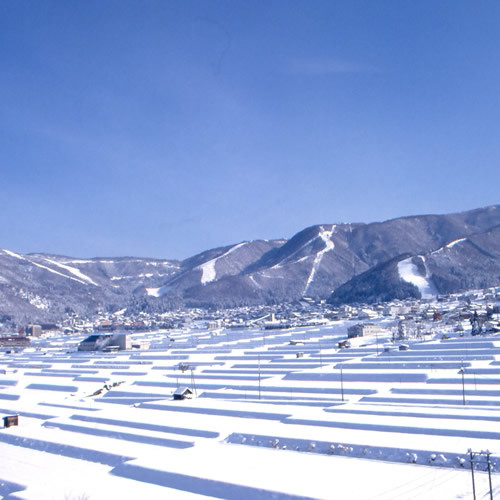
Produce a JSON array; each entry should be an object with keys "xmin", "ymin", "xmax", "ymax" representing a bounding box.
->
[{"xmin": 1, "ymin": 323, "xmax": 499, "ymax": 499}]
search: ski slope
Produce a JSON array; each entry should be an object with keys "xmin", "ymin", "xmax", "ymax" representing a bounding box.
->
[{"xmin": 398, "ymin": 257, "xmax": 438, "ymax": 299}]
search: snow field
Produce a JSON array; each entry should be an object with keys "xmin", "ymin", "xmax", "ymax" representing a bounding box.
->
[{"xmin": 1, "ymin": 324, "xmax": 500, "ymax": 498}]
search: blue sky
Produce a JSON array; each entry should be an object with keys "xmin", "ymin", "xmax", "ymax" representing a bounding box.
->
[{"xmin": 1, "ymin": 1, "xmax": 499, "ymax": 259}]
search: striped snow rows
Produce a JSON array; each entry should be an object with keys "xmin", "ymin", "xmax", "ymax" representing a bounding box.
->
[{"xmin": 1, "ymin": 326, "xmax": 500, "ymax": 498}]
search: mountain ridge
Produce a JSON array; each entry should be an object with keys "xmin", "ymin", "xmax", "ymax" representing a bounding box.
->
[{"xmin": 1, "ymin": 204, "xmax": 500, "ymax": 325}]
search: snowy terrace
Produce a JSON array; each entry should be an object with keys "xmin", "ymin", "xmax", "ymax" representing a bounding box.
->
[{"xmin": 1, "ymin": 323, "xmax": 500, "ymax": 499}]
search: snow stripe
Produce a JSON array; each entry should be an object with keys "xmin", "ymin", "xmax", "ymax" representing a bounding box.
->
[
  {"xmin": 43, "ymin": 258, "xmax": 99, "ymax": 286},
  {"xmin": 197, "ymin": 242, "xmax": 247, "ymax": 284},
  {"xmin": 1, "ymin": 249, "xmax": 89, "ymax": 285},
  {"xmin": 303, "ymin": 226, "xmax": 335, "ymax": 295}
]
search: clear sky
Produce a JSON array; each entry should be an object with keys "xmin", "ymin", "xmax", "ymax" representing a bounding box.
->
[{"xmin": 1, "ymin": 1, "xmax": 499, "ymax": 259}]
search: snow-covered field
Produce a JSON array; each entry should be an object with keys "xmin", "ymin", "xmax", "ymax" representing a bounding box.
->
[{"xmin": 1, "ymin": 323, "xmax": 499, "ymax": 499}]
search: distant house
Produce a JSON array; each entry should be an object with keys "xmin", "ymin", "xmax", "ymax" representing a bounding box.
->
[
  {"xmin": 206, "ymin": 320, "xmax": 223, "ymax": 329},
  {"xmin": 97, "ymin": 321, "xmax": 114, "ymax": 331},
  {"xmin": 173, "ymin": 387, "xmax": 194, "ymax": 400},
  {"xmin": 0, "ymin": 336, "xmax": 30, "ymax": 352},
  {"xmin": 3, "ymin": 415, "xmax": 18, "ymax": 428},
  {"xmin": 358, "ymin": 309, "xmax": 378, "ymax": 320},
  {"xmin": 78, "ymin": 334, "xmax": 111, "ymax": 351},
  {"xmin": 40, "ymin": 323, "xmax": 59, "ymax": 332},
  {"xmin": 26, "ymin": 324, "xmax": 42, "ymax": 337},
  {"xmin": 347, "ymin": 323, "xmax": 386, "ymax": 339},
  {"xmin": 78, "ymin": 333, "xmax": 131, "ymax": 352}
]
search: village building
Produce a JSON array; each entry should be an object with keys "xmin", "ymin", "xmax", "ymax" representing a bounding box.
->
[
  {"xmin": 25, "ymin": 324, "xmax": 42, "ymax": 337},
  {"xmin": 347, "ymin": 323, "xmax": 387, "ymax": 339},
  {"xmin": 0, "ymin": 336, "xmax": 30, "ymax": 351},
  {"xmin": 78, "ymin": 333, "xmax": 131, "ymax": 352}
]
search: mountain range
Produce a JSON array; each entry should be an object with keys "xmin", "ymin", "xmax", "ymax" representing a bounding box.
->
[{"xmin": 1, "ymin": 204, "xmax": 500, "ymax": 326}]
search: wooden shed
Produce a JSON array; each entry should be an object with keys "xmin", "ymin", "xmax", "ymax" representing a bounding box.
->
[
  {"xmin": 173, "ymin": 387, "xmax": 194, "ymax": 400},
  {"xmin": 3, "ymin": 415, "xmax": 19, "ymax": 428}
]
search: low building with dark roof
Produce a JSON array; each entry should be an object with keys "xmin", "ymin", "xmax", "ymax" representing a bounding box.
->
[
  {"xmin": 78, "ymin": 333, "xmax": 130, "ymax": 352},
  {"xmin": 173, "ymin": 387, "xmax": 194, "ymax": 400}
]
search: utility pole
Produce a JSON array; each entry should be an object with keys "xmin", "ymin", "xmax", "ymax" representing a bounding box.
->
[
  {"xmin": 487, "ymin": 451, "xmax": 494, "ymax": 500},
  {"xmin": 469, "ymin": 449, "xmax": 494, "ymax": 500},
  {"xmin": 469, "ymin": 449, "xmax": 477, "ymax": 500},
  {"xmin": 460, "ymin": 364, "xmax": 466, "ymax": 406}
]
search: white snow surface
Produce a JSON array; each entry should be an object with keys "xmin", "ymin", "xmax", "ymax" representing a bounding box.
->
[
  {"xmin": 44, "ymin": 258, "xmax": 99, "ymax": 286},
  {"xmin": 398, "ymin": 257, "xmax": 438, "ymax": 298},
  {"xmin": 248, "ymin": 275, "xmax": 261, "ymax": 288},
  {"xmin": 433, "ymin": 238, "xmax": 468, "ymax": 255},
  {"xmin": 446, "ymin": 238, "xmax": 467, "ymax": 249},
  {"xmin": 1, "ymin": 324, "xmax": 500, "ymax": 499},
  {"xmin": 1, "ymin": 249, "xmax": 94, "ymax": 286},
  {"xmin": 2, "ymin": 249, "xmax": 26, "ymax": 260},
  {"xmin": 303, "ymin": 226, "xmax": 335, "ymax": 295},
  {"xmin": 146, "ymin": 287, "xmax": 161, "ymax": 297},
  {"xmin": 197, "ymin": 242, "xmax": 247, "ymax": 284}
]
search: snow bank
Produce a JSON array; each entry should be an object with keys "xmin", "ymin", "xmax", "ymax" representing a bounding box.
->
[{"xmin": 225, "ymin": 432, "xmax": 491, "ymax": 471}]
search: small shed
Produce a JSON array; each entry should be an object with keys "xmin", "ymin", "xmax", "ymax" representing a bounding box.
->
[
  {"xmin": 173, "ymin": 387, "xmax": 194, "ymax": 400},
  {"xmin": 3, "ymin": 415, "xmax": 19, "ymax": 428}
]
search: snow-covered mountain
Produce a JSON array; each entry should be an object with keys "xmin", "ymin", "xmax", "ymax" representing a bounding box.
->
[
  {"xmin": 2, "ymin": 205, "xmax": 500, "ymax": 323},
  {"xmin": 329, "ymin": 219, "xmax": 500, "ymax": 306},
  {"xmin": 0, "ymin": 251, "xmax": 181, "ymax": 324}
]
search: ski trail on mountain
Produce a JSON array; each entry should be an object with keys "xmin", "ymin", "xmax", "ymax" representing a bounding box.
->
[
  {"xmin": 303, "ymin": 226, "xmax": 335, "ymax": 296},
  {"xmin": 2, "ymin": 249, "xmax": 90, "ymax": 286},
  {"xmin": 397, "ymin": 257, "xmax": 438, "ymax": 298},
  {"xmin": 43, "ymin": 258, "xmax": 99, "ymax": 286},
  {"xmin": 198, "ymin": 242, "xmax": 247, "ymax": 284}
]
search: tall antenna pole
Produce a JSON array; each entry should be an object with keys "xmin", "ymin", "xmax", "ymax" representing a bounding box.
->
[{"xmin": 190, "ymin": 368, "xmax": 197, "ymax": 397}]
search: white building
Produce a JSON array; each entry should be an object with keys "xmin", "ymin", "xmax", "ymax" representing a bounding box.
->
[{"xmin": 347, "ymin": 323, "xmax": 387, "ymax": 339}]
